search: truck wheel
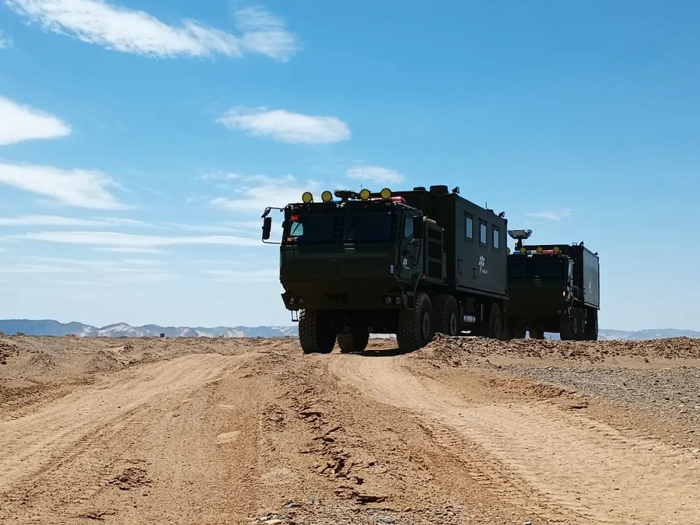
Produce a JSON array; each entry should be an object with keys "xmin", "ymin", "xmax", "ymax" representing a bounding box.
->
[
  {"xmin": 487, "ymin": 303, "xmax": 504, "ymax": 340},
  {"xmin": 397, "ymin": 293, "xmax": 433, "ymax": 351},
  {"xmin": 529, "ymin": 328, "xmax": 545, "ymax": 339},
  {"xmin": 584, "ymin": 309, "xmax": 598, "ymax": 341},
  {"xmin": 507, "ymin": 324, "xmax": 526, "ymax": 339},
  {"xmin": 560, "ymin": 308, "xmax": 583, "ymax": 340},
  {"xmin": 432, "ymin": 294, "xmax": 459, "ymax": 336},
  {"xmin": 299, "ymin": 310, "xmax": 336, "ymax": 354},
  {"xmin": 338, "ymin": 331, "xmax": 370, "ymax": 353}
]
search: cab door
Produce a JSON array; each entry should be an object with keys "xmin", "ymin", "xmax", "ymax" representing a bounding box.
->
[{"xmin": 398, "ymin": 210, "xmax": 421, "ymax": 283}]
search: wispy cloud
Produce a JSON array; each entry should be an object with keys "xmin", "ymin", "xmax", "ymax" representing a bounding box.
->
[
  {"xmin": 525, "ymin": 209, "xmax": 573, "ymax": 222},
  {"xmin": 0, "ymin": 161, "xmax": 127, "ymax": 209},
  {"xmin": 216, "ymin": 107, "xmax": 350, "ymax": 144},
  {"xmin": 0, "ymin": 96, "xmax": 71, "ymax": 146},
  {"xmin": 96, "ymin": 247, "xmax": 164, "ymax": 254},
  {"xmin": 197, "ymin": 170, "xmax": 241, "ymax": 181},
  {"xmin": 346, "ymin": 165, "xmax": 404, "ymax": 185},
  {"xmin": 15, "ymin": 230, "xmax": 260, "ymax": 248},
  {"xmin": 160, "ymin": 221, "xmax": 247, "ymax": 234},
  {"xmin": 204, "ymin": 268, "xmax": 278, "ymax": 283},
  {"xmin": 235, "ymin": 7, "xmax": 299, "ymax": 61},
  {"xmin": 211, "ymin": 174, "xmax": 319, "ymax": 213},
  {"xmin": 0, "ymin": 214, "xmax": 147, "ymax": 227},
  {"xmin": 5, "ymin": 0, "xmax": 298, "ymax": 60},
  {"xmin": 0, "ymin": 30, "xmax": 11, "ymax": 49},
  {"xmin": 4, "ymin": 256, "xmax": 176, "ymax": 282}
]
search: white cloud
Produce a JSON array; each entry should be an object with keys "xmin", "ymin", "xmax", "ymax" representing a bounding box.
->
[
  {"xmin": 216, "ymin": 107, "xmax": 350, "ymax": 144},
  {"xmin": 525, "ymin": 209, "xmax": 573, "ymax": 221},
  {"xmin": 0, "ymin": 96, "xmax": 71, "ymax": 146},
  {"xmin": 0, "ymin": 161, "xmax": 126, "ymax": 209},
  {"xmin": 15, "ymin": 230, "xmax": 260, "ymax": 248},
  {"xmin": 211, "ymin": 174, "xmax": 319, "ymax": 213},
  {"xmin": 0, "ymin": 214, "xmax": 147, "ymax": 227},
  {"xmin": 5, "ymin": 0, "xmax": 298, "ymax": 60},
  {"xmin": 0, "ymin": 30, "xmax": 11, "ymax": 49},
  {"xmin": 346, "ymin": 165, "xmax": 404, "ymax": 184}
]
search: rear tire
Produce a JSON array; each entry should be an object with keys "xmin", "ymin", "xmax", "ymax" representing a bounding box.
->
[
  {"xmin": 487, "ymin": 302, "xmax": 504, "ymax": 340},
  {"xmin": 507, "ymin": 324, "xmax": 526, "ymax": 339},
  {"xmin": 299, "ymin": 310, "xmax": 336, "ymax": 354},
  {"xmin": 529, "ymin": 328, "xmax": 545, "ymax": 339},
  {"xmin": 338, "ymin": 331, "xmax": 370, "ymax": 353},
  {"xmin": 432, "ymin": 294, "xmax": 459, "ymax": 336},
  {"xmin": 397, "ymin": 292, "xmax": 433, "ymax": 351}
]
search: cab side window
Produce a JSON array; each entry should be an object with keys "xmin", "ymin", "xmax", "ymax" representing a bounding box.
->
[
  {"xmin": 479, "ymin": 220, "xmax": 487, "ymax": 246},
  {"xmin": 404, "ymin": 216, "xmax": 414, "ymax": 239},
  {"xmin": 465, "ymin": 214, "xmax": 473, "ymax": 240},
  {"xmin": 493, "ymin": 226, "xmax": 500, "ymax": 250}
]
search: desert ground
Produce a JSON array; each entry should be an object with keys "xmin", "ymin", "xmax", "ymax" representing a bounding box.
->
[{"xmin": 1, "ymin": 335, "xmax": 700, "ymax": 524}]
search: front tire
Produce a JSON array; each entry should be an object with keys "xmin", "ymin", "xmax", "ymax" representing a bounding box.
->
[
  {"xmin": 584, "ymin": 308, "xmax": 598, "ymax": 341},
  {"xmin": 299, "ymin": 310, "xmax": 336, "ymax": 354},
  {"xmin": 560, "ymin": 308, "xmax": 583, "ymax": 340},
  {"xmin": 397, "ymin": 292, "xmax": 433, "ymax": 351},
  {"xmin": 338, "ymin": 331, "xmax": 370, "ymax": 353}
]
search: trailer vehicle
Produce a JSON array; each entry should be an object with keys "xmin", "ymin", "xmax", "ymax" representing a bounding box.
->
[
  {"xmin": 261, "ymin": 185, "xmax": 509, "ymax": 353},
  {"xmin": 505, "ymin": 230, "xmax": 600, "ymax": 340}
]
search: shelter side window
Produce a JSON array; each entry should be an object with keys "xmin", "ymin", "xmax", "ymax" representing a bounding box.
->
[
  {"xmin": 493, "ymin": 226, "xmax": 500, "ymax": 250},
  {"xmin": 465, "ymin": 214, "xmax": 473, "ymax": 240},
  {"xmin": 479, "ymin": 220, "xmax": 487, "ymax": 246}
]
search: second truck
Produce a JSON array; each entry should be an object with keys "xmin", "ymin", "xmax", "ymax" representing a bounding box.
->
[
  {"xmin": 262, "ymin": 185, "xmax": 509, "ymax": 353},
  {"xmin": 505, "ymin": 230, "xmax": 600, "ymax": 340}
]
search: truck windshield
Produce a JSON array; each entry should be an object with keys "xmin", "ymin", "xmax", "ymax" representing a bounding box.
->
[
  {"xmin": 286, "ymin": 213, "xmax": 335, "ymax": 243},
  {"xmin": 531, "ymin": 259, "xmax": 565, "ymax": 278},
  {"xmin": 343, "ymin": 210, "xmax": 394, "ymax": 242}
]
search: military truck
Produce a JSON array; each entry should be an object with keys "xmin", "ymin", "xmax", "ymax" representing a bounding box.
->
[
  {"xmin": 261, "ymin": 185, "xmax": 509, "ymax": 353},
  {"xmin": 505, "ymin": 230, "xmax": 600, "ymax": 340}
]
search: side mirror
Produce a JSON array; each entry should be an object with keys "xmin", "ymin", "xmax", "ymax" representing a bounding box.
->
[
  {"xmin": 262, "ymin": 216, "xmax": 272, "ymax": 240},
  {"xmin": 412, "ymin": 216, "xmax": 424, "ymax": 238}
]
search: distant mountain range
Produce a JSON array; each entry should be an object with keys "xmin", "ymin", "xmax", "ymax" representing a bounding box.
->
[
  {"xmin": 0, "ymin": 320, "xmax": 298, "ymax": 339},
  {"xmin": 0, "ymin": 320, "xmax": 698, "ymax": 340}
]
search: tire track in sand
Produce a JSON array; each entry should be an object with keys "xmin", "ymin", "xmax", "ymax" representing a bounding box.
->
[
  {"xmin": 329, "ymin": 354, "xmax": 700, "ymax": 525},
  {"xmin": 0, "ymin": 354, "xmax": 244, "ymax": 494}
]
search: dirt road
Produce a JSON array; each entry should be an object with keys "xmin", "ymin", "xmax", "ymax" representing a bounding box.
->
[{"xmin": 1, "ymin": 335, "xmax": 700, "ymax": 524}]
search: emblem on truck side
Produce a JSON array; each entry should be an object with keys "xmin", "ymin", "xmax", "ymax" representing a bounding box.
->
[{"xmin": 479, "ymin": 255, "xmax": 488, "ymax": 275}]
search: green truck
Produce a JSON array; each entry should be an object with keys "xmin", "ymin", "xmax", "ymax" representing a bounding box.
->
[
  {"xmin": 505, "ymin": 229, "xmax": 600, "ymax": 340},
  {"xmin": 261, "ymin": 185, "xmax": 509, "ymax": 353}
]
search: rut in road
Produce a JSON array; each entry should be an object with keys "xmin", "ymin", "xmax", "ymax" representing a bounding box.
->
[
  {"xmin": 329, "ymin": 354, "xmax": 700, "ymax": 525},
  {"xmin": 0, "ymin": 354, "xmax": 243, "ymax": 494}
]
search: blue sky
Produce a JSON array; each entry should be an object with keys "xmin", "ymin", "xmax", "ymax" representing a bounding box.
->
[{"xmin": 0, "ymin": 0, "xmax": 698, "ymax": 330}]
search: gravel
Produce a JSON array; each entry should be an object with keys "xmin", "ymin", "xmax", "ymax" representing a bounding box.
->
[{"xmin": 493, "ymin": 364, "xmax": 700, "ymax": 423}]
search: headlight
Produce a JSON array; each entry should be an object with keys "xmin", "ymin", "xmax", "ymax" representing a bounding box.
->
[
  {"xmin": 380, "ymin": 188, "xmax": 392, "ymax": 200},
  {"xmin": 302, "ymin": 192, "xmax": 313, "ymax": 203},
  {"xmin": 359, "ymin": 188, "xmax": 371, "ymax": 200},
  {"xmin": 321, "ymin": 190, "xmax": 333, "ymax": 202}
]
